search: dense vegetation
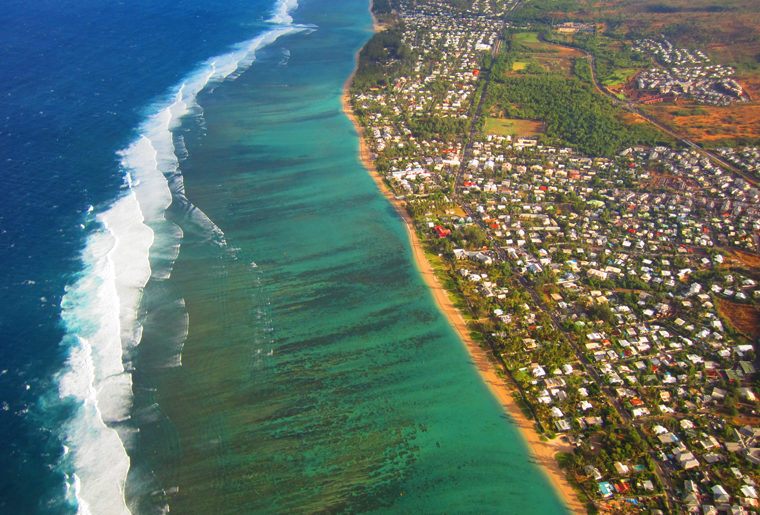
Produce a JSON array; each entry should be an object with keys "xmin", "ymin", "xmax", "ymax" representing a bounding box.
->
[
  {"xmin": 407, "ymin": 116, "xmax": 470, "ymax": 141},
  {"xmin": 352, "ymin": 28, "xmax": 412, "ymax": 90},
  {"xmin": 483, "ymin": 29, "xmax": 670, "ymax": 156},
  {"xmin": 542, "ymin": 31, "xmax": 650, "ymax": 83},
  {"xmin": 486, "ymin": 74, "xmax": 668, "ymax": 156},
  {"xmin": 371, "ymin": 0, "xmax": 397, "ymax": 15},
  {"xmin": 442, "ymin": 0, "xmax": 476, "ymax": 10},
  {"xmin": 509, "ymin": 0, "xmax": 582, "ymax": 23}
]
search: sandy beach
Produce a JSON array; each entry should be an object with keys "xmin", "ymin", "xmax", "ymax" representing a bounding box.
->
[{"xmin": 342, "ymin": 7, "xmax": 586, "ymax": 514}]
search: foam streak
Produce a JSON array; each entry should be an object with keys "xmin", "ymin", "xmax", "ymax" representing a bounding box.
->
[{"xmin": 56, "ymin": 4, "xmax": 305, "ymax": 513}]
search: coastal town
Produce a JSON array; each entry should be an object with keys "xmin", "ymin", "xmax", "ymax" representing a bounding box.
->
[
  {"xmin": 349, "ymin": 0, "xmax": 760, "ymax": 512},
  {"xmin": 632, "ymin": 38, "xmax": 747, "ymax": 106}
]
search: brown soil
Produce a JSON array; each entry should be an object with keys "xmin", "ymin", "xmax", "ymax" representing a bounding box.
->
[
  {"xmin": 716, "ymin": 297, "xmax": 760, "ymax": 340},
  {"xmin": 733, "ymin": 414, "xmax": 760, "ymax": 426},
  {"xmin": 731, "ymin": 249, "xmax": 760, "ymax": 269},
  {"xmin": 639, "ymin": 74, "xmax": 760, "ymax": 145},
  {"xmin": 643, "ymin": 98, "xmax": 760, "ymax": 145}
]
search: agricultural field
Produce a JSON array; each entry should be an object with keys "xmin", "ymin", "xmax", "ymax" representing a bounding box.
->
[
  {"xmin": 484, "ymin": 117, "xmax": 545, "ymax": 137},
  {"xmin": 512, "ymin": 31, "xmax": 543, "ymax": 49}
]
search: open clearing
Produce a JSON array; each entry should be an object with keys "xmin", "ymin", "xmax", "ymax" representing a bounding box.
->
[
  {"xmin": 508, "ymin": 32, "xmax": 584, "ymax": 78},
  {"xmin": 601, "ymin": 68, "xmax": 640, "ymax": 87},
  {"xmin": 731, "ymin": 249, "xmax": 760, "ymax": 269},
  {"xmin": 716, "ymin": 297, "xmax": 760, "ymax": 340},
  {"xmin": 638, "ymin": 73, "xmax": 760, "ymax": 146},
  {"xmin": 484, "ymin": 117, "xmax": 545, "ymax": 137}
]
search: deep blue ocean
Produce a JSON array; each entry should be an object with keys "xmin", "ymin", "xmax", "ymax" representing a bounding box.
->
[
  {"xmin": 0, "ymin": 0, "xmax": 292, "ymax": 511},
  {"xmin": 0, "ymin": 0, "xmax": 567, "ymax": 512}
]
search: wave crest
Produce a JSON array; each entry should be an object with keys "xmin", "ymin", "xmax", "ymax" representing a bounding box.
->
[
  {"xmin": 269, "ymin": 0, "xmax": 299, "ymax": 25},
  {"xmin": 55, "ymin": 7, "xmax": 306, "ymax": 514}
]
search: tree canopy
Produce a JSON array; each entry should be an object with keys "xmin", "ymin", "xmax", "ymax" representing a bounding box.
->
[
  {"xmin": 353, "ymin": 28, "xmax": 412, "ymax": 90},
  {"xmin": 486, "ymin": 74, "xmax": 667, "ymax": 156}
]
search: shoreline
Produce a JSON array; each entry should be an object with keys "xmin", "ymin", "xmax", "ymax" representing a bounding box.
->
[
  {"xmin": 369, "ymin": 0, "xmax": 384, "ymax": 32},
  {"xmin": 341, "ymin": 6, "xmax": 585, "ymax": 515}
]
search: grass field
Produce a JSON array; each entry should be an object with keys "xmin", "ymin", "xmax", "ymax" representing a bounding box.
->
[
  {"xmin": 601, "ymin": 68, "xmax": 640, "ymax": 87},
  {"xmin": 513, "ymin": 32, "xmax": 541, "ymax": 46},
  {"xmin": 508, "ymin": 32, "xmax": 583, "ymax": 78},
  {"xmin": 513, "ymin": 32, "xmax": 561, "ymax": 53},
  {"xmin": 484, "ymin": 117, "xmax": 545, "ymax": 137}
]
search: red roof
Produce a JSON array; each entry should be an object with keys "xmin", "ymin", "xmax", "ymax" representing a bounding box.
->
[{"xmin": 434, "ymin": 225, "xmax": 451, "ymax": 238}]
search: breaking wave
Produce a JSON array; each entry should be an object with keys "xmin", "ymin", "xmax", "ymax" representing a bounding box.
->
[{"xmin": 54, "ymin": 4, "xmax": 306, "ymax": 513}]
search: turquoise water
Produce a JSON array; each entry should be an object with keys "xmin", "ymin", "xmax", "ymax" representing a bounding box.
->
[{"xmin": 127, "ymin": 0, "xmax": 569, "ymax": 512}]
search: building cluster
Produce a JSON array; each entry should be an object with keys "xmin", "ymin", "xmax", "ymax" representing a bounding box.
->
[
  {"xmin": 352, "ymin": 1, "xmax": 760, "ymax": 512},
  {"xmin": 554, "ymin": 21, "xmax": 595, "ymax": 34},
  {"xmin": 633, "ymin": 39, "xmax": 710, "ymax": 66},
  {"xmin": 353, "ymin": 0, "xmax": 505, "ymax": 155},
  {"xmin": 440, "ymin": 142, "xmax": 760, "ymax": 512},
  {"xmin": 633, "ymin": 39, "xmax": 746, "ymax": 106},
  {"xmin": 718, "ymin": 147, "xmax": 760, "ymax": 182}
]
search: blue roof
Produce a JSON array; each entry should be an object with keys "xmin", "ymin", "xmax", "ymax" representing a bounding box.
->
[{"xmin": 599, "ymin": 482, "xmax": 614, "ymax": 497}]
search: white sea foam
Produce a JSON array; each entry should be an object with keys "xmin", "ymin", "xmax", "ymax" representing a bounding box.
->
[
  {"xmin": 269, "ymin": 0, "xmax": 299, "ymax": 25},
  {"xmin": 58, "ymin": 200, "xmax": 143, "ymax": 514},
  {"xmin": 56, "ymin": 3, "xmax": 305, "ymax": 512},
  {"xmin": 71, "ymin": 474, "xmax": 91, "ymax": 515}
]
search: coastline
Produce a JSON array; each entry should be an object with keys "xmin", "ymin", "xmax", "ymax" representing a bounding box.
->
[
  {"xmin": 341, "ymin": 6, "xmax": 585, "ymax": 515},
  {"xmin": 369, "ymin": 0, "xmax": 384, "ymax": 32}
]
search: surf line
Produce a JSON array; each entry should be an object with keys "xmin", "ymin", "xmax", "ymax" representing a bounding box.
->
[{"xmin": 55, "ymin": 4, "xmax": 310, "ymax": 514}]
